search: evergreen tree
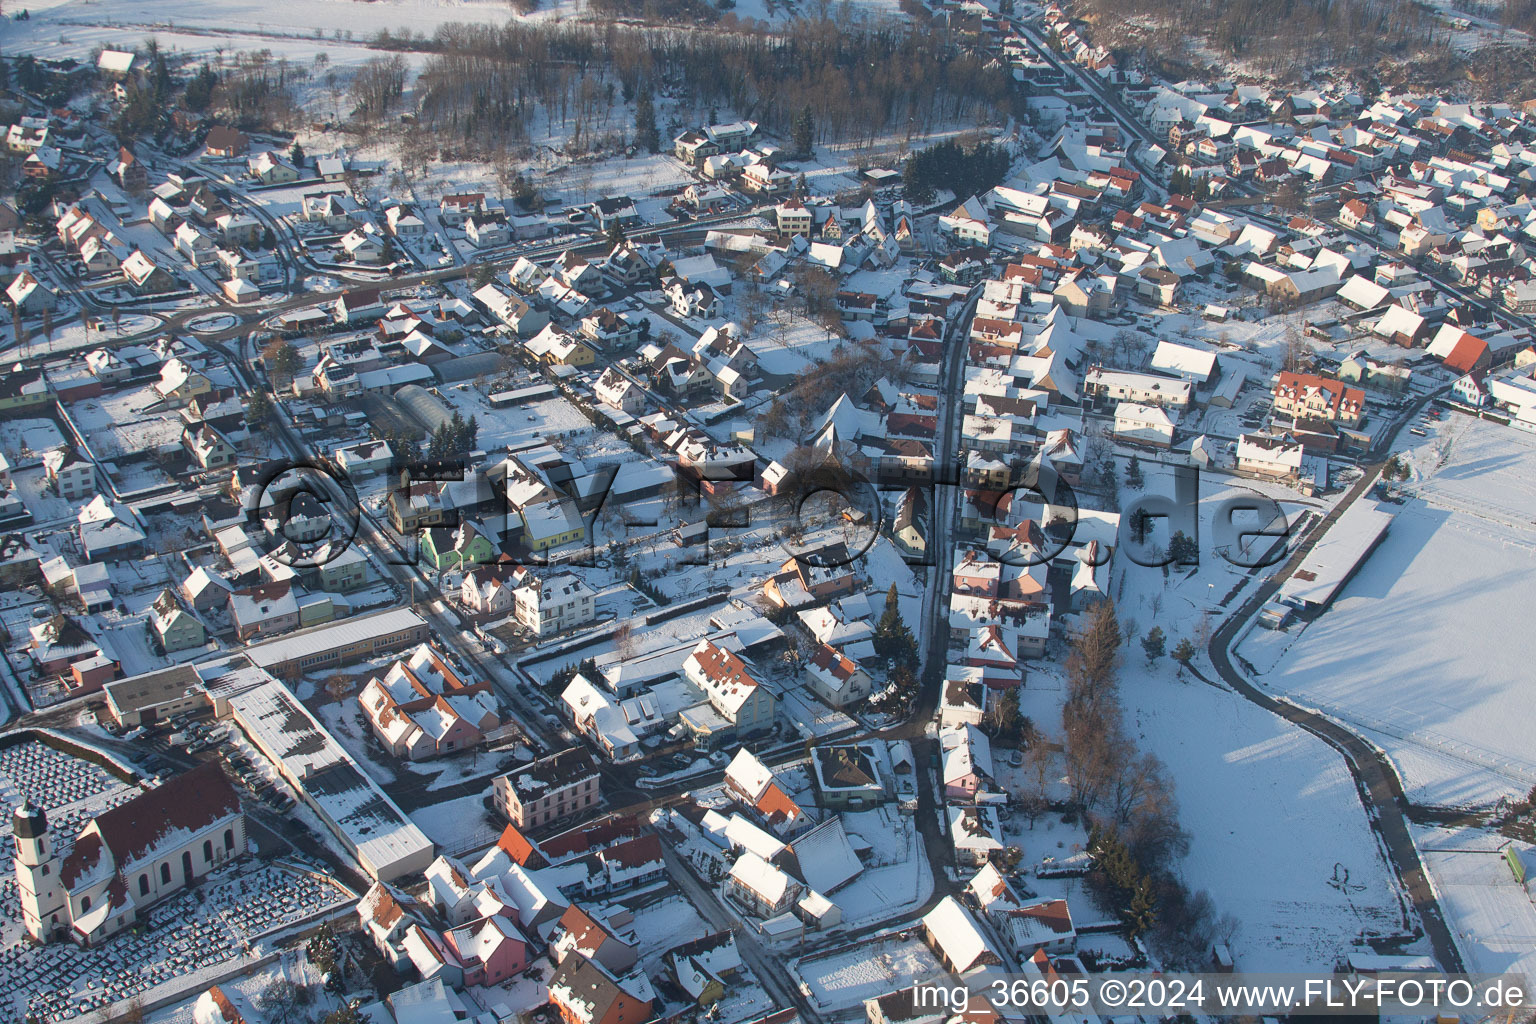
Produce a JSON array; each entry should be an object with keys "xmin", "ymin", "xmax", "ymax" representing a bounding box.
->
[
  {"xmin": 873, "ymin": 583, "xmax": 917, "ymax": 667},
  {"xmin": 1126, "ymin": 877, "xmax": 1157, "ymax": 936},
  {"xmin": 1129, "ymin": 508, "xmax": 1151, "ymax": 545},
  {"xmin": 245, "ymin": 389, "xmax": 273, "ymax": 430},
  {"xmin": 1170, "ymin": 637, "xmax": 1196, "ymax": 677},
  {"xmin": 262, "ymin": 339, "xmax": 301, "ymax": 383},
  {"xmin": 1124, "ymin": 453, "xmax": 1144, "ymax": 489},
  {"xmin": 1141, "ymin": 626, "xmax": 1166, "ymax": 666},
  {"xmin": 306, "ymin": 922, "xmax": 340, "ymax": 980},
  {"xmin": 792, "ymin": 105, "xmax": 815, "ymax": 157},
  {"xmin": 901, "ymin": 159, "xmax": 935, "ymax": 204},
  {"xmin": 290, "ymin": 141, "xmax": 305, "ymax": 168},
  {"xmin": 985, "ymin": 686, "xmax": 1025, "ymax": 745},
  {"xmin": 1167, "ymin": 530, "xmax": 1199, "ymax": 565},
  {"xmin": 184, "ymin": 63, "xmax": 218, "ymax": 111},
  {"xmin": 634, "ymin": 87, "xmax": 659, "ymax": 154},
  {"xmin": 901, "ymin": 138, "xmax": 1012, "ymax": 204}
]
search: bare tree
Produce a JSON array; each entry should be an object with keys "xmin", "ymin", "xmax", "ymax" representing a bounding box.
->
[{"xmin": 324, "ymin": 673, "xmax": 351, "ymax": 706}]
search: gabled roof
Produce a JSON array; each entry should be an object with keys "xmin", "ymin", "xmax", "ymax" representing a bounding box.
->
[
  {"xmin": 923, "ymin": 895, "xmax": 1002, "ymax": 973},
  {"xmin": 62, "ymin": 761, "xmax": 239, "ymax": 887}
]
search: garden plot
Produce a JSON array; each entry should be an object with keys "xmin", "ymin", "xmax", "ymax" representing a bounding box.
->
[
  {"xmin": 0, "ymin": 417, "xmax": 67, "ymax": 463},
  {"xmin": 793, "ymin": 935, "xmax": 947, "ymax": 1012},
  {"xmin": 437, "ymin": 385, "xmax": 597, "ymax": 453},
  {"xmin": 67, "ymin": 392, "xmax": 183, "ymax": 461},
  {"xmin": 833, "ymin": 807, "xmax": 932, "ymax": 928},
  {"xmin": 620, "ymin": 891, "xmax": 713, "ymax": 967},
  {"xmin": 1262, "ymin": 417, "xmax": 1536, "ymax": 807}
]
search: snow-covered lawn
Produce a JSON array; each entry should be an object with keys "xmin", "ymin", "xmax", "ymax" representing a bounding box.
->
[
  {"xmin": 438, "ymin": 384, "xmax": 597, "ymax": 453},
  {"xmin": 1120, "ymin": 664, "xmax": 1404, "ymax": 972},
  {"xmin": 621, "ymin": 892, "xmax": 712, "ymax": 966},
  {"xmin": 0, "ymin": 417, "xmax": 67, "ymax": 461},
  {"xmin": 834, "ymin": 807, "xmax": 931, "ymax": 927},
  {"xmin": 1261, "ymin": 417, "xmax": 1536, "ymax": 807},
  {"xmin": 1416, "ymin": 825, "xmax": 1536, "ymax": 979},
  {"xmin": 408, "ymin": 786, "xmax": 499, "ymax": 855}
]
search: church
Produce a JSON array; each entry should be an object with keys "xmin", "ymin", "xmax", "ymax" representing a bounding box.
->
[{"xmin": 12, "ymin": 760, "xmax": 247, "ymax": 946}]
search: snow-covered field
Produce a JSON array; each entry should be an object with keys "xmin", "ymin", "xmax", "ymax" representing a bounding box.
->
[
  {"xmin": 1262, "ymin": 416, "xmax": 1536, "ymax": 807},
  {"xmin": 1120, "ymin": 666, "xmax": 1406, "ymax": 972},
  {"xmin": 1416, "ymin": 825, "xmax": 1536, "ymax": 979},
  {"xmin": 13, "ymin": 0, "xmax": 909, "ymax": 48},
  {"xmin": 438, "ymin": 385, "xmax": 596, "ymax": 452}
]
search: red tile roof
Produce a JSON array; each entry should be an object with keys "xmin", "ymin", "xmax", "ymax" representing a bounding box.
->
[
  {"xmin": 82, "ymin": 761, "xmax": 238, "ymax": 878},
  {"xmin": 496, "ymin": 823, "xmax": 540, "ymax": 866},
  {"xmin": 1443, "ymin": 333, "xmax": 1489, "ymax": 374}
]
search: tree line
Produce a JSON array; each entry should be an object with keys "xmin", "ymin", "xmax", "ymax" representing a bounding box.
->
[
  {"xmin": 1072, "ymin": 0, "xmax": 1445, "ymax": 79},
  {"xmin": 1063, "ymin": 601, "xmax": 1234, "ymax": 962},
  {"xmin": 398, "ymin": 17, "xmax": 1014, "ymax": 159},
  {"xmin": 901, "ymin": 138, "xmax": 1013, "ymax": 204}
]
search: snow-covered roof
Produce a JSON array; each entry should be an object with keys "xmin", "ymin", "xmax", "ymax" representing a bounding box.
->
[
  {"xmin": 787, "ymin": 817, "xmax": 862, "ymax": 894},
  {"xmin": 723, "ymin": 813, "xmax": 785, "ymax": 861},
  {"xmin": 728, "ymin": 850, "xmax": 796, "ymax": 903},
  {"xmin": 208, "ymin": 665, "xmax": 433, "ymax": 880},
  {"xmin": 922, "ymin": 896, "xmax": 999, "ymax": 973}
]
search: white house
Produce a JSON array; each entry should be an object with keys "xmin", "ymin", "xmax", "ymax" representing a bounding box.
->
[
  {"xmin": 683, "ymin": 640, "xmax": 776, "ymax": 740},
  {"xmin": 513, "ymin": 572, "xmax": 597, "ymax": 637},
  {"xmin": 1235, "ymin": 433, "xmax": 1304, "ymax": 480},
  {"xmin": 1112, "ymin": 402, "xmax": 1176, "ymax": 448},
  {"xmin": 594, "ymin": 367, "xmax": 644, "ymax": 414}
]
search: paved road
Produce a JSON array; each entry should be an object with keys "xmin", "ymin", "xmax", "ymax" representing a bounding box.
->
[
  {"xmin": 660, "ymin": 843, "xmax": 826, "ymax": 1024},
  {"xmin": 1204, "ymin": 390, "xmax": 1466, "ymax": 971}
]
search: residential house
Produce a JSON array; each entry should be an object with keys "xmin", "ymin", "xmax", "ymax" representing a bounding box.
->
[
  {"xmin": 724, "ymin": 749, "xmax": 804, "ymax": 833},
  {"xmin": 548, "ymin": 953, "xmax": 653, "ymax": 1024},
  {"xmin": 419, "ymin": 523, "xmax": 497, "ymax": 571},
  {"xmin": 494, "ymin": 747, "xmax": 601, "ymax": 830},
  {"xmin": 358, "ymin": 643, "xmax": 503, "ymax": 760},
  {"xmin": 594, "ymin": 367, "xmax": 644, "ymax": 414},
  {"xmin": 683, "ymin": 640, "xmax": 777, "ymax": 742},
  {"xmin": 1112, "ymin": 402, "xmax": 1176, "ymax": 448},
  {"xmin": 513, "ymin": 572, "xmax": 597, "ymax": 637},
  {"xmin": 42, "ymin": 447, "xmax": 94, "ymax": 501},
  {"xmin": 1235, "ymin": 434, "xmax": 1304, "ymax": 481},
  {"xmin": 804, "ymin": 644, "xmax": 872, "ymax": 707},
  {"xmin": 1271, "ymin": 371, "xmax": 1364, "ymax": 427},
  {"xmin": 182, "ymin": 423, "xmax": 236, "ymax": 470},
  {"xmin": 227, "ymin": 581, "xmax": 299, "ymax": 641},
  {"xmin": 725, "ymin": 852, "xmax": 802, "ymax": 918},
  {"xmin": 150, "ymin": 589, "xmax": 205, "ymax": 653},
  {"xmin": 204, "ymin": 126, "xmax": 249, "ymax": 157}
]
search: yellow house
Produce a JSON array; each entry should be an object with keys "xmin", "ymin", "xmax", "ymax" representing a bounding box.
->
[
  {"xmin": 0, "ymin": 367, "xmax": 52, "ymax": 414},
  {"xmin": 526, "ymin": 325, "xmax": 597, "ymax": 368},
  {"xmin": 520, "ymin": 498, "xmax": 587, "ymax": 552}
]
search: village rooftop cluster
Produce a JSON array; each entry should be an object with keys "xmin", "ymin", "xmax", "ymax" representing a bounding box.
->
[{"xmin": 2, "ymin": 0, "xmax": 1536, "ymax": 1022}]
